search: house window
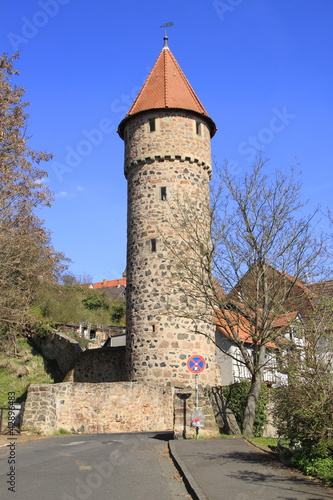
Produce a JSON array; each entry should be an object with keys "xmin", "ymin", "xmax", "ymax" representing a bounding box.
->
[
  {"xmin": 151, "ymin": 238, "xmax": 157, "ymax": 252},
  {"xmin": 161, "ymin": 186, "xmax": 167, "ymax": 201},
  {"xmin": 196, "ymin": 121, "xmax": 201, "ymax": 136},
  {"xmin": 148, "ymin": 118, "xmax": 156, "ymax": 132}
]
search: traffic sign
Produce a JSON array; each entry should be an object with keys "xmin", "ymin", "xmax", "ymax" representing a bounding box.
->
[
  {"xmin": 186, "ymin": 355, "xmax": 206, "ymax": 374},
  {"xmin": 191, "ymin": 410, "xmax": 205, "ymax": 427}
]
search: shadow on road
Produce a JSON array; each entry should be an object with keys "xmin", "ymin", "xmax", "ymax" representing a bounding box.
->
[{"xmin": 149, "ymin": 432, "xmax": 174, "ymax": 441}]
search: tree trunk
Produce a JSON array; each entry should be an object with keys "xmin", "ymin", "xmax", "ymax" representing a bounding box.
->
[{"xmin": 242, "ymin": 377, "xmax": 262, "ymax": 436}]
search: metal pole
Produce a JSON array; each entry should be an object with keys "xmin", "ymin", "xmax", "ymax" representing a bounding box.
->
[{"xmin": 195, "ymin": 374, "xmax": 199, "ymax": 439}]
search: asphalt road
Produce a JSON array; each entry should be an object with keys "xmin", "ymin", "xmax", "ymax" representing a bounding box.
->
[{"xmin": 0, "ymin": 432, "xmax": 191, "ymax": 500}]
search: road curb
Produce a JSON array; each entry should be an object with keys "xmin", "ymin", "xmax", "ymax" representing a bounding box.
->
[
  {"xmin": 242, "ymin": 435, "xmax": 277, "ymax": 456},
  {"xmin": 168, "ymin": 440, "xmax": 209, "ymax": 500}
]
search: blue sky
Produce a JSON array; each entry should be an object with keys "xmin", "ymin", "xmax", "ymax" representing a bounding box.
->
[{"xmin": 2, "ymin": 0, "xmax": 332, "ymax": 282}]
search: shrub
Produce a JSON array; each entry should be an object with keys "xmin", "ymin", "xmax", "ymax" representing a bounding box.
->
[
  {"xmin": 289, "ymin": 447, "xmax": 333, "ymax": 486},
  {"xmin": 33, "ymin": 320, "xmax": 55, "ymax": 339},
  {"xmin": 223, "ymin": 381, "xmax": 269, "ymax": 437}
]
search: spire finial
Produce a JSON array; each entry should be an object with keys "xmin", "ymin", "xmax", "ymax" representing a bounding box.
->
[{"xmin": 160, "ymin": 22, "xmax": 174, "ymax": 48}]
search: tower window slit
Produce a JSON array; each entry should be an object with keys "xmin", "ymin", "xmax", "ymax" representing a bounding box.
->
[
  {"xmin": 151, "ymin": 238, "xmax": 157, "ymax": 252},
  {"xmin": 161, "ymin": 186, "xmax": 167, "ymax": 201},
  {"xmin": 148, "ymin": 118, "xmax": 156, "ymax": 132},
  {"xmin": 196, "ymin": 121, "xmax": 201, "ymax": 136}
]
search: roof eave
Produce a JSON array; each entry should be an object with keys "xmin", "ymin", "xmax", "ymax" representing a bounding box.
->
[{"xmin": 117, "ymin": 107, "xmax": 217, "ymax": 139}]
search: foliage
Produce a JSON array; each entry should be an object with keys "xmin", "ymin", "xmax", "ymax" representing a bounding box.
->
[
  {"xmin": 0, "ymin": 337, "xmax": 55, "ymax": 408},
  {"xmin": 273, "ymin": 300, "xmax": 333, "ymax": 457},
  {"xmin": 66, "ymin": 331, "xmax": 89, "ymax": 350},
  {"xmin": 31, "ymin": 320, "xmax": 55, "ymax": 339},
  {"xmin": 285, "ymin": 447, "xmax": 333, "ymax": 487},
  {"xmin": 223, "ymin": 381, "xmax": 269, "ymax": 437},
  {"xmin": 249, "ymin": 435, "xmax": 333, "ymax": 486},
  {"xmin": 82, "ymin": 293, "xmax": 109, "ymax": 311},
  {"xmin": 33, "ymin": 279, "xmax": 126, "ymax": 328},
  {"xmin": 60, "ymin": 273, "xmax": 92, "ymax": 286},
  {"xmin": 0, "ymin": 52, "xmax": 66, "ymax": 352},
  {"xmin": 110, "ymin": 301, "xmax": 126, "ymax": 325}
]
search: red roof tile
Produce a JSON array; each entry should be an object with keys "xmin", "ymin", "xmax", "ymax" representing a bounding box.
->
[
  {"xmin": 216, "ymin": 308, "xmax": 278, "ymax": 348},
  {"xmin": 94, "ymin": 278, "xmax": 126, "ymax": 289},
  {"xmin": 118, "ymin": 45, "xmax": 216, "ymax": 137},
  {"xmin": 273, "ymin": 311, "xmax": 299, "ymax": 328}
]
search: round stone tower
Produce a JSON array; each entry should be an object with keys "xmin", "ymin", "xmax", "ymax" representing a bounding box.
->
[{"xmin": 118, "ymin": 36, "xmax": 219, "ymax": 386}]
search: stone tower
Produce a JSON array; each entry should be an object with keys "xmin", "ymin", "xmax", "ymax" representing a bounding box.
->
[{"xmin": 118, "ymin": 35, "xmax": 218, "ymax": 387}]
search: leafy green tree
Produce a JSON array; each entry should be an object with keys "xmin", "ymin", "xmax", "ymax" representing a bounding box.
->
[
  {"xmin": 110, "ymin": 301, "xmax": 126, "ymax": 325},
  {"xmin": 82, "ymin": 293, "xmax": 110, "ymax": 311}
]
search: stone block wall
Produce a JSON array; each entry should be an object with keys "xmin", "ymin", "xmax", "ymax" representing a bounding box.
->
[
  {"xmin": 23, "ymin": 382, "xmax": 173, "ymax": 435},
  {"xmin": 65, "ymin": 347, "xmax": 127, "ymax": 382},
  {"xmin": 31, "ymin": 331, "xmax": 82, "ymax": 376},
  {"xmin": 173, "ymin": 386, "xmax": 220, "ymax": 438},
  {"xmin": 124, "ymin": 110, "xmax": 212, "ymax": 178}
]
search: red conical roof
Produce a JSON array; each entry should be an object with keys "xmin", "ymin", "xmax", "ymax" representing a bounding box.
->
[{"xmin": 118, "ymin": 45, "xmax": 216, "ymax": 137}]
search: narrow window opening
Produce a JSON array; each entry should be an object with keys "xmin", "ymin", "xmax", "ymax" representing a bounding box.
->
[
  {"xmin": 161, "ymin": 186, "xmax": 167, "ymax": 201},
  {"xmin": 148, "ymin": 118, "xmax": 156, "ymax": 132},
  {"xmin": 196, "ymin": 121, "xmax": 201, "ymax": 136},
  {"xmin": 152, "ymin": 325, "xmax": 156, "ymax": 333},
  {"xmin": 151, "ymin": 238, "xmax": 157, "ymax": 252}
]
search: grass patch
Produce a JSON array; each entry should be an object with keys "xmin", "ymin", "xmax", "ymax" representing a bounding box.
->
[
  {"xmin": 219, "ymin": 433, "xmax": 243, "ymax": 438},
  {"xmin": 0, "ymin": 337, "xmax": 54, "ymax": 408},
  {"xmin": 246, "ymin": 436, "xmax": 280, "ymax": 449},
  {"xmin": 53, "ymin": 428, "xmax": 72, "ymax": 435}
]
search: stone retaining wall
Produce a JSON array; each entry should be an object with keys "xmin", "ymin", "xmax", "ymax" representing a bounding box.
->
[
  {"xmin": 23, "ymin": 382, "xmax": 173, "ymax": 434},
  {"xmin": 65, "ymin": 347, "xmax": 127, "ymax": 382},
  {"xmin": 31, "ymin": 331, "xmax": 82, "ymax": 376}
]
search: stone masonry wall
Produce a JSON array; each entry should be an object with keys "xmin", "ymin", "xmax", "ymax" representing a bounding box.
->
[
  {"xmin": 65, "ymin": 347, "xmax": 127, "ymax": 382},
  {"xmin": 123, "ymin": 110, "xmax": 219, "ymax": 387},
  {"xmin": 124, "ymin": 110, "xmax": 212, "ymax": 178},
  {"xmin": 23, "ymin": 382, "xmax": 173, "ymax": 434},
  {"xmin": 174, "ymin": 386, "xmax": 220, "ymax": 438},
  {"xmin": 31, "ymin": 331, "xmax": 82, "ymax": 376}
]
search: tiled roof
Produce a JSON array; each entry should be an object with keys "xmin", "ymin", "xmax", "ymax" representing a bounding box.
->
[
  {"xmin": 100, "ymin": 285, "xmax": 126, "ymax": 301},
  {"xmin": 273, "ymin": 311, "xmax": 299, "ymax": 328},
  {"xmin": 118, "ymin": 45, "xmax": 216, "ymax": 137},
  {"xmin": 306, "ymin": 279, "xmax": 333, "ymax": 300},
  {"xmin": 216, "ymin": 308, "xmax": 278, "ymax": 348},
  {"xmin": 93, "ymin": 278, "xmax": 127, "ymax": 289}
]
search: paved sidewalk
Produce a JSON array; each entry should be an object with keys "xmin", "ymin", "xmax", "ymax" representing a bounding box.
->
[{"xmin": 169, "ymin": 437, "xmax": 333, "ymax": 500}]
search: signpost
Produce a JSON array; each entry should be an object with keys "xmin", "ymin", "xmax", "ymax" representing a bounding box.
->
[{"xmin": 187, "ymin": 355, "xmax": 206, "ymax": 438}]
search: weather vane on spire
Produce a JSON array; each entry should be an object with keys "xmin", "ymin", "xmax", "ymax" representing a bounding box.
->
[{"xmin": 160, "ymin": 22, "xmax": 174, "ymax": 48}]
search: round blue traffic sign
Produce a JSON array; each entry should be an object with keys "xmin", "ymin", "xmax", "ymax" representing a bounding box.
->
[{"xmin": 186, "ymin": 355, "xmax": 206, "ymax": 374}]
